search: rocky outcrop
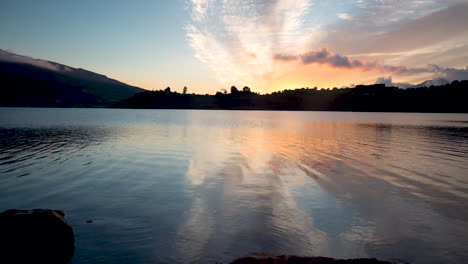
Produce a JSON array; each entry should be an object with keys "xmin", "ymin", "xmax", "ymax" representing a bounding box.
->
[
  {"xmin": 229, "ymin": 253, "xmax": 397, "ymax": 264},
  {"xmin": 0, "ymin": 209, "xmax": 75, "ymax": 264}
]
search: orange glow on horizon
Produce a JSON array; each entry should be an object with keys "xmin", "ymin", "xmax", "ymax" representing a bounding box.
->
[{"xmin": 119, "ymin": 61, "xmax": 429, "ymax": 95}]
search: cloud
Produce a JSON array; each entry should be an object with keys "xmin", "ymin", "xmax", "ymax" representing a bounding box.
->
[
  {"xmin": 300, "ymin": 48, "xmax": 369, "ymax": 69},
  {"xmin": 374, "ymin": 76, "xmax": 413, "ymax": 88},
  {"xmin": 327, "ymin": 2, "xmax": 468, "ymax": 55},
  {"xmin": 186, "ymin": 0, "xmax": 468, "ymax": 89},
  {"xmin": 186, "ymin": 0, "xmax": 316, "ymax": 87},
  {"xmin": 375, "ymin": 76, "xmax": 393, "ymax": 85},
  {"xmin": 190, "ymin": 0, "xmax": 216, "ymax": 21},
  {"xmin": 430, "ymin": 65, "xmax": 468, "ymax": 80},
  {"xmin": 276, "ymin": 48, "xmax": 468, "ymax": 81},
  {"xmin": 276, "ymin": 48, "xmax": 375, "ymax": 70},
  {"xmin": 337, "ymin": 13, "xmax": 352, "ymax": 20},
  {"xmin": 0, "ymin": 49, "xmax": 60, "ymax": 72},
  {"xmin": 273, "ymin": 54, "xmax": 297, "ymax": 61}
]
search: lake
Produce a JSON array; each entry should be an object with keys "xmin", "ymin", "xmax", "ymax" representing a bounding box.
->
[{"xmin": 1, "ymin": 108, "xmax": 468, "ymax": 264}]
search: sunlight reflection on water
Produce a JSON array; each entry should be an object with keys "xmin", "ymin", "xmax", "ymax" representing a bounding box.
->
[{"xmin": 1, "ymin": 108, "xmax": 468, "ymax": 264}]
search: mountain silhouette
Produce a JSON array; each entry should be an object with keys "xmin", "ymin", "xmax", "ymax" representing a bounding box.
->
[
  {"xmin": 413, "ymin": 78, "xmax": 450, "ymax": 88},
  {"xmin": 0, "ymin": 50, "xmax": 146, "ymax": 107}
]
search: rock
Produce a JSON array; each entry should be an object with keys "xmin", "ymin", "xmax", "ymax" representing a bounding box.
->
[
  {"xmin": 229, "ymin": 253, "xmax": 397, "ymax": 264},
  {"xmin": 0, "ymin": 209, "xmax": 75, "ymax": 264}
]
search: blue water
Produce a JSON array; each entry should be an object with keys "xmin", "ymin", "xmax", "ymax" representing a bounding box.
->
[{"xmin": 1, "ymin": 108, "xmax": 468, "ymax": 264}]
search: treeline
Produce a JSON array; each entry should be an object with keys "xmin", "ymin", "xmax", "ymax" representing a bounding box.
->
[{"xmin": 112, "ymin": 80, "xmax": 468, "ymax": 113}]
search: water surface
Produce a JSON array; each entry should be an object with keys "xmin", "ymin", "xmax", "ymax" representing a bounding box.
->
[{"xmin": 1, "ymin": 108, "xmax": 468, "ymax": 264}]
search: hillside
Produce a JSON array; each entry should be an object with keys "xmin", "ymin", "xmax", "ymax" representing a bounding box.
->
[{"xmin": 0, "ymin": 50, "xmax": 146, "ymax": 107}]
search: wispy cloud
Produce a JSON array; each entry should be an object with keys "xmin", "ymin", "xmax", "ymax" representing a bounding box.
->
[
  {"xmin": 190, "ymin": 0, "xmax": 216, "ymax": 21},
  {"xmin": 187, "ymin": 0, "xmax": 316, "ymax": 87},
  {"xmin": 186, "ymin": 0, "xmax": 468, "ymax": 89}
]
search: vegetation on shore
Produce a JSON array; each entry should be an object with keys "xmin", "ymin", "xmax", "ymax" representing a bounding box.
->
[{"xmin": 112, "ymin": 81, "xmax": 468, "ymax": 113}]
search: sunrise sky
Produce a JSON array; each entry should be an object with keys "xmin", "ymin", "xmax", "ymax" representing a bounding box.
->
[{"xmin": 1, "ymin": 0, "xmax": 468, "ymax": 94}]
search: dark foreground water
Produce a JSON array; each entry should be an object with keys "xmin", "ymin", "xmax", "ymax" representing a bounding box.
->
[{"xmin": 1, "ymin": 108, "xmax": 468, "ymax": 264}]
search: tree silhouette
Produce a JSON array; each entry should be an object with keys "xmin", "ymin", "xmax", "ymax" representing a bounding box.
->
[
  {"xmin": 112, "ymin": 81, "xmax": 468, "ymax": 113},
  {"xmin": 165, "ymin": 87, "xmax": 171, "ymax": 93},
  {"xmin": 183, "ymin": 86, "xmax": 187, "ymax": 94},
  {"xmin": 230, "ymin": 86, "xmax": 239, "ymax": 95}
]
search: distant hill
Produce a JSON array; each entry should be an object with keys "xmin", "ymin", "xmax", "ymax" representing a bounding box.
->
[
  {"xmin": 413, "ymin": 78, "xmax": 450, "ymax": 88},
  {"xmin": 0, "ymin": 50, "xmax": 146, "ymax": 107},
  {"xmin": 373, "ymin": 77, "xmax": 450, "ymax": 89}
]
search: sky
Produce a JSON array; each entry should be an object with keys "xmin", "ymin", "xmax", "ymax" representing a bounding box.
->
[{"xmin": 1, "ymin": 0, "xmax": 468, "ymax": 94}]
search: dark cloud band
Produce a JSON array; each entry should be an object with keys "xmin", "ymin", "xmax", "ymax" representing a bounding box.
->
[{"xmin": 274, "ymin": 48, "xmax": 468, "ymax": 81}]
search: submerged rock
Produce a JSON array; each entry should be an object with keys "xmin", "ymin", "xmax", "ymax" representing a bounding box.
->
[
  {"xmin": 0, "ymin": 209, "xmax": 75, "ymax": 264},
  {"xmin": 229, "ymin": 253, "xmax": 397, "ymax": 264}
]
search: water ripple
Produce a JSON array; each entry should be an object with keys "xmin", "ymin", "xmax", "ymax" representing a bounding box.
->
[{"xmin": 1, "ymin": 109, "xmax": 468, "ymax": 264}]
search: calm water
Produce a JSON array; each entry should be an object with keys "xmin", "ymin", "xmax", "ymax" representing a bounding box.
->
[{"xmin": 1, "ymin": 108, "xmax": 468, "ymax": 264}]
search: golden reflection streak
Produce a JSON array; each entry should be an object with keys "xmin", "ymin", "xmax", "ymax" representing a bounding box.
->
[{"xmin": 177, "ymin": 120, "xmax": 370, "ymax": 256}]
